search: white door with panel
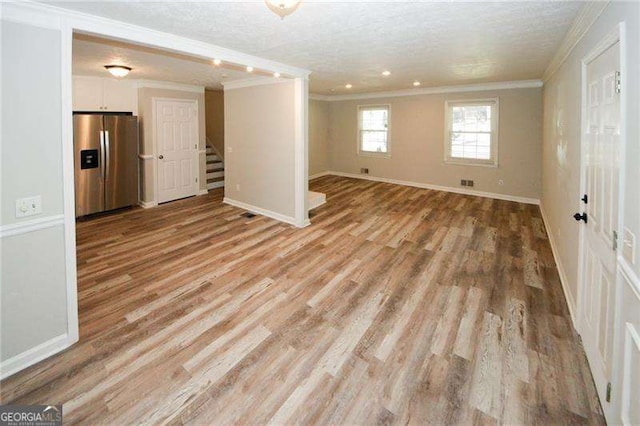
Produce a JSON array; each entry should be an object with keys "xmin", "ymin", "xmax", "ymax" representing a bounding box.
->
[
  {"xmin": 578, "ymin": 41, "xmax": 620, "ymax": 412},
  {"xmin": 155, "ymin": 99, "xmax": 199, "ymax": 203}
]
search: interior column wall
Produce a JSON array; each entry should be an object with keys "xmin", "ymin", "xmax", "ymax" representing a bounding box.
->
[
  {"xmin": 223, "ymin": 81, "xmax": 298, "ymax": 223},
  {"xmin": 0, "ymin": 20, "xmax": 71, "ymax": 368}
]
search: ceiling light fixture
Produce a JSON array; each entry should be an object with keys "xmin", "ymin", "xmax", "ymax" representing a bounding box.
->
[
  {"xmin": 246, "ymin": 66, "xmax": 254, "ymax": 72},
  {"xmin": 413, "ymin": 81, "xmax": 421, "ymax": 87},
  {"xmin": 345, "ymin": 84, "xmax": 353, "ymax": 89},
  {"xmin": 382, "ymin": 70, "xmax": 391, "ymax": 77},
  {"xmin": 274, "ymin": 72, "xmax": 281, "ymax": 78},
  {"xmin": 104, "ymin": 65, "xmax": 132, "ymax": 78},
  {"xmin": 213, "ymin": 58, "xmax": 222, "ymax": 66},
  {"xmin": 265, "ymin": 0, "xmax": 302, "ymax": 19}
]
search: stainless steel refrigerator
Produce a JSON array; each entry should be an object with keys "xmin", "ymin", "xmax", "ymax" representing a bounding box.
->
[{"xmin": 73, "ymin": 114, "xmax": 138, "ymax": 217}]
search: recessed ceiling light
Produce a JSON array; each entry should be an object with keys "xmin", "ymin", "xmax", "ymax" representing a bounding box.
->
[
  {"xmin": 104, "ymin": 65, "xmax": 132, "ymax": 78},
  {"xmin": 345, "ymin": 84, "xmax": 352, "ymax": 89},
  {"xmin": 246, "ymin": 66, "xmax": 254, "ymax": 72},
  {"xmin": 213, "ymin": 58, "xmax": 222, "ymax": 66},
  {"xmin": 413, "ymin": 81, "xmax": 421, "ymax": 87},
  {"xmin": 274, "ymin": 72, "xmax": 281, "ymax": 78},
  {"xmin": 382, "ymin": 70, "xmax": 391, "ymax": 77}
]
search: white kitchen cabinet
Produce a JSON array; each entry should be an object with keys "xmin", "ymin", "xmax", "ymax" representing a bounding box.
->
[{"xmin": 73, "ymin": 76, "xmax": 137, "ymax": 113}]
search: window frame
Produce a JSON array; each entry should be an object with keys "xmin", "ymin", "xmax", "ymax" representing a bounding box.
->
[
  {"xmin": 357, "ymin": 104, "xmax": 391, "ymax": 158},
  {"xmin": 444, "ymin": 98, "xmax": 499, "ymax": 167}
]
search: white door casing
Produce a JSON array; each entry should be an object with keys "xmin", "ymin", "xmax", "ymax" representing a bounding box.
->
[
  {"xmin": 578, "ymin": 39, "xmax": 620, "ymax": 415},
  {"xmin": 154, "ymin": 98, "xmax": 199, "ymax": 204}
]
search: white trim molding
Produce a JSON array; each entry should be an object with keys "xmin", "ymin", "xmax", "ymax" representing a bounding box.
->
[
  {"xmin": 309, "ymin": 171, "xmax": 332, "ymax": 180},
  {"xmin": 309, "ymin": 79, "xmax": 543, "ymax": 102},
  {"xmin": 0, "ymin": 333, "xmax": 71, "ymax": 380},
  {"xmin": 138, "ymin": 154, "xmax": 154, "ymax": 160},
  {"xmin": 139, "ymin": 200, "xmax": 158, "ymax": 209},
  {"xmin": 322, "ymin": 171, "xmax": 540, "ymax": 205},
  {"xmin": 294, "ymin": 77, "xmax": 310, "ymax": 228},
  {"xmin": 223, "ymin": 197, "xmax": 298, "ymax": 227},
  {"xmin": 543, "ymin": 1, "xmax": 609, "ymax": 82},
  {"xmin": 222, "ymin": 77, "xmax": 292, "ymax": 91},
  {"xmin": 134, "ymin": 79, "xmax": 205, "ymax": 94},
  {"xmin": 0, "ymin": 215, "xmax": 65, "ymax": 239},
  {"xmin": 540, "ymin": 203, "xmax": 577, "ymax": 326}
]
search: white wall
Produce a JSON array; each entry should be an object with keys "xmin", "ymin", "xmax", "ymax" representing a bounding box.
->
[
  {"xmin": 309, "ymin": 99, "xmax": 329, "ymax": 176},
  {"xmin": 541, "ymin": 1, "xmax": 640, "ymax": 310},
  {"xmin": 224, "ymin": 81, "xmax": 298, "ymax": 222},
  {"xmin": 1, "ymin": 20, "xmax": 71, "ymax": 366},
  {"xmin": 541, "ymin": 3, "xmax": 639, "ymax": 422}
]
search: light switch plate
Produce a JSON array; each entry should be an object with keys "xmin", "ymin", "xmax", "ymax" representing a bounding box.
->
[
  {"xmin": 622, "ymin": 227, "xmax": 636, "ymax": 264},
  {"xmin": 15, "ymin": 195, "xmax": 42, "ymax": 218}
]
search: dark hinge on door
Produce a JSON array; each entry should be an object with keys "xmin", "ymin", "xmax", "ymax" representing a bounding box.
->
[
  {"xmin": 606, "ymin": 382, "xmax": 612, "ymax": 402},
  {"xmin": 613, "ymin": 230, "xmax": 618, "ymax": 251},
  {"xmin": 615, "ymin": 71, "xmax": 621, "ymax": 94}
]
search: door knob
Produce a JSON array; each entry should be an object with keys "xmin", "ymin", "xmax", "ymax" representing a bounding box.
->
[
  {"xmin": 573, "ymin": 212, "xmax": 587, "ymax": 223},
  {"xmin": 159, "ymin": 155, "xmax": 164, "ymax": 160}
]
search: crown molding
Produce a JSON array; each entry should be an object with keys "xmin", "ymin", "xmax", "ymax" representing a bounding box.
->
[
  {"xmin": 1, "ymin": 0, "xmax": 311, "ymax": 78},
  {"xmin": 222, "ymin": 76, "xmax": 292, "ymax": 91},
  {"xmin": 542, "ymin": 1, "xmax": 609, "ymax": 82},
  {"xmin": 308, "ymin": 79, "xmax": 543, "ymax": 102}
]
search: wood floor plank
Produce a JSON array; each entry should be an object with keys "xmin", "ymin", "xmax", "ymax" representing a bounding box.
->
[{"xmin": 0, "ymin": 178, "xmax": 605, "ymax": 425}]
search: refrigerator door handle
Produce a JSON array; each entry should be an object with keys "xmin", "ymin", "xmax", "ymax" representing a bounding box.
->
[
  {"xmin": 104, "ymin": 130, "xmax": 110, "ymax": 182},
  {"xmin": 99, "ymin": 130, "xmax": 106, "ymax": 181}
]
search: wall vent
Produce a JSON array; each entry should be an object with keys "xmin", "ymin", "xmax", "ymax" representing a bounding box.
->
[{"xmin": 360, "ymin": 168, "xmax": 369, "ymax": 174}]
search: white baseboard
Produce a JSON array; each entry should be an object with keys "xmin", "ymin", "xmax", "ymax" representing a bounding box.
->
[
  {"xmin": 197, "ymin": 189, "xmax": 209, "ymax": 196},
  {"xmin": 309, "ymin": 171, "xmax": 332, "ymax": 180},
  {"xmin": 0, "ymin": 333, "xmax": 73, "ymax": 380},
  {"xmin": 139, "ymin": 200, "xmax": 158, "ymax": 209},
  {"xmin": 319, "ymin": 171, "xmax": 540, "ymax": 205},
  {"xmin": 223, "ymin": 197, "xmax": 297, "ymax": 227},
  {"xmin": 540, "ymin": 203, "xmax": 577, "ymax": 327}
]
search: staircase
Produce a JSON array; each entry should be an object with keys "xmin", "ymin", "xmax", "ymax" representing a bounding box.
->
[{"xmin": 206, "ymin": 146, "xmax": 224, "ymax": 190}]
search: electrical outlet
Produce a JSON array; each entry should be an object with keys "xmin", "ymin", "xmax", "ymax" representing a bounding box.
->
[
  {"xmin": 360, "ymin": 168, "xmax": 369, "ymax": 174},
  {"xmin": 467, "ymin": 180, "xmax": 474, "ymax": 187},
  {"xmin": 460, "ymin": 180, "xmax": 467, "ymax": 186},
  {"xmin": 16, "ymin": 195, "xmax": 42, "ymax": 218}
]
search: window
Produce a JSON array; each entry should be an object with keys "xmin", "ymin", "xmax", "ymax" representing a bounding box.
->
[
  {"xmin": 358, "ymin": 105, "xmax": 390, "ymax": 156},
  {"xmin": 445, "ymin": 99, "xmax": 498, "ymax": 166}
]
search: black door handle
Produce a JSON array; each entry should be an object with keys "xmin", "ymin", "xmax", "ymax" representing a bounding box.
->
[
  {"xmin": 581, "ymin": 194, "xmax": 588, "ymax": 204},
  {"xmin": 573, "ymin": 213, "xmax": 587, "ymax": 223}
]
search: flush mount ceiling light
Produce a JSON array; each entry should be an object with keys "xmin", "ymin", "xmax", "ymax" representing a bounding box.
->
[
  {"xmin": 246, "ymin": 66, "xmax": 254, "ymax": 72},
  {"xmin": 265, "ymin": 0, "xmax": 302, "ymax": 19},
  {"xmin": 345, "ymin": 84, "xmax": 353, "ymax": 89},
  {"xmin": 274, "ymin": 72, "xmax": 281, "ymax": 78},
  {"xmin": 413, "ymin": 81, "xmax": 421, "ymax": 87},
  {"xmin": 213, "ymin": 58, "xmax": 222, "ymax": 66},
  {"xmin": 104, "ymin": 65, "xmax": 132, "ymax": 77},
  {"xmin": 382, "ymin": 70, "xmax": 391, "ymax": 77}
]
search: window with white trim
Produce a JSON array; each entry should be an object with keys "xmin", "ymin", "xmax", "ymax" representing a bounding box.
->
[
  {"xmin": 445, "ymin": 99, "xmax": 498, "ymax": 166},
  {"xmin": 358, "ymin": 105, "xmax": 390, "ymax": 156}
]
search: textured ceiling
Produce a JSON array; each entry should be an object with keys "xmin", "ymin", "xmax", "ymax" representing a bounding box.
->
[
  {"xmin": 73, "ymin": 34, "xmax": 253, "ymax": 89},
  {"xmin": 56, "ymin": 1, "xmax": 583, "ymax": 95}
]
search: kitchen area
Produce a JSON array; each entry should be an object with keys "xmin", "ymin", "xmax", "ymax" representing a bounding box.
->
[{"xmin": 71, "ymin": 32, "xmax": 234, "ymax": 218}]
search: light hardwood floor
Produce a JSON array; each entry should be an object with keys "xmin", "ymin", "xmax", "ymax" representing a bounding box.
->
[{"xmin": 0, "ymin": 176, "xmax": 604, "ymax": 425}]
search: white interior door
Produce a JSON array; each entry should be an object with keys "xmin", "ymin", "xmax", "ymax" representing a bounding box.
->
[
  {"xmin": 579, "ymin": 41, "xmax": 620, "ymax": 409},
  {"xmin": 156, "ymin": 99, "xmax": 199, "ymax": 203}
]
